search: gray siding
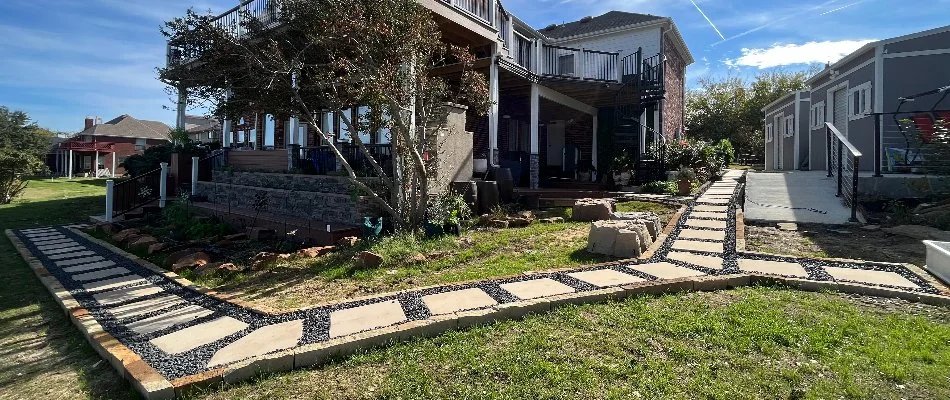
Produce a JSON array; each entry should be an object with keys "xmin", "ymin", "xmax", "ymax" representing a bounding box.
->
[
  {"xmin": 884, "ymin": 30, "xmax": 950, "ymax": 53},
  {"xmin": 810, "ymin": 47, "xmax": 876, "ymax": 88},
  {"xmin": 880, "ymin": 53, "xmax": 950, "ymax": 172},
  {"xmin": 797, "ymin": 94, "xmax": 811, "ymax": 169},
  {"xmin": 810, "ymin": 61, "xmax": 877, "ymax": 171},
  {"xmin": 764, "ymin": 97, "xmax": 797, "ymax": 171}
]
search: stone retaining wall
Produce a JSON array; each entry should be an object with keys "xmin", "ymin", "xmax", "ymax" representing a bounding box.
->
[
  {"xmin": 196, "ymin": 181, "xmax": 378, "ymax": 225},
  {"xmin": 211, "ymin": 170, "xmax": 355, "ymax": 195}
]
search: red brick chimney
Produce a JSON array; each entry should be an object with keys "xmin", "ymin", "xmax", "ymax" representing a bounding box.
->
[{"xmin": 84, "ymin": 116, "xmax": 95, "ymax": 131}]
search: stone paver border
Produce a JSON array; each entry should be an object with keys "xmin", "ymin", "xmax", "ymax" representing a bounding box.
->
[{"xmin": 8, "ymin": 170, "xmax": 950, "ymax": 399}]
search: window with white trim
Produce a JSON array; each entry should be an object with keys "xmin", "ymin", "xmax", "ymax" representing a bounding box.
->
[
  {"xmin": 784, "ymin": 115, "xmax": 795, "ymax": 138},
  {"xmin": 135, "ymin": 138, "xmax": 146, "ymax": 150},
  {"xmin": 848, "ymin": 82, "xmax": 872, "ymax": 120},
  {"xmin": 810, "ymin": 101, "xmax": 825, "ymax": 129},
  {"xmin": 766, "ymin": 124, "xmax": 773, "ymax": 143}
]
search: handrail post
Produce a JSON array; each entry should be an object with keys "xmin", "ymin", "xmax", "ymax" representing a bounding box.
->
[
  {"xmin": 836, "ymin": 141, "xmax": 843, "ymax": 197},
  {"xmin": 191, "ymin": 156, "xmax": 199, "ymax": 195},
  {"xmin": 105, "ymin": 180, "xmax": 114, "ymax": 223},
  {"xmin": 159, "ymin": 162, "xmax": 169, "ymax": 208},
  {"xmin": 851, "ymin": 156, "xmax": 861, "ymax": 222},
  {"xmin": 826, "ymin": 125, "xmax": 832, "ymax": 178}
]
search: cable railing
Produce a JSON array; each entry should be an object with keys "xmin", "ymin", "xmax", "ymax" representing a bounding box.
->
[{"xmin": 825, "ymin": 122, "xmax": 862, "ymax": 222}]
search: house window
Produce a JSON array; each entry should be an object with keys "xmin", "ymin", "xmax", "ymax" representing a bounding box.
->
[
  {"xmin": 848, "ymin": 82, "xmax": 872, "ymax": 120},
  {"xmin": 785, "ymin": 116, "xmax": 795, "ymax": 138},
  {"xmin": 810, "ymin": 101, "xmax": 826, "ymax": 130},
  {"xmin": 766, "ymin": 124, "xmax": 773, "ymax": 143},
  {"xmin": 135, "ymin": 138, "xmax": 146, "ymax": 150}
]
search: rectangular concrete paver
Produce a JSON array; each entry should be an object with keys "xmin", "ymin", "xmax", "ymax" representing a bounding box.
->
[
  {"xmin": 671, "ymin": 240, "xmax": 724, "ymax": 253},
  {"xmin": 500, "ymin": 278, "xmax": 575, "ymax": 300},
  {"xmin": 83, "ymin": 276, "xmax": 149, "ymax": 292},
  {"xmin": 667, "ymin": 252, "xmax": 724, "ymax": 270},
  {"xmin": 631, "ymin": 262, "xmax": 705, "ymax": 279},
  {"xmin": 567, "ymin": 269, "xmax": 645, "ymax": 287},
  {"xmin": 738, "ymin": 259, "xmax": 809, "ymax": 278},
  {"xmin": 40, "ymin": 246, "xmax": 87, "ymax": 255},
  {"xmin": 694, "ymin": 205, "xmax": 728, "ymax": 213},
  {"xmin": 422, "ymin": 288, "xmax": 498, "ymax": 315},
  {"xmin": 690, "ymin": 211, "xmax": 727, "ymax": 220},
  {"xmin": 107, "ymin": 295, "xmax": 188, "ymax": 320},
  {"xmin": 685, "ymin": 219, "xmax": 727, "ymax": 229},
  {"xmin": 55, "ymin": 256, "xmax": 106, "ymax": 267},
  {"xmin": 92, "ymin": 284, "xmax": 164, "ymax": 306},
  {"xmin": 72, "ymin": 266, "xmax": 131, "ymax": 281},
  {"xmin": 824, "ymin": 266, "xmax": 919, "ymax": 289},
  {"xmin": 26, "ymin": 232, "xmax": 64, "ymax": 239},
  {"xmin": 30, "ymin": 236, "xmax": 69, "ymax": 244},
  {"xmin": 37, "ymin": 240, "xmax": 80, "ymax": 250},
  {"xmin": 126, "ymin": 305, "xmax": 214, "ymax": 335},
  {"xmin": 62, "ymin": 260, "xmax": 117, "ymax": 273},
  {"xmin": 150, "ymin": 317, "xmax": 249, "ymax": 354},
  {"xmin": 47, "ymin": 250, "xmax": 97, "ymax": 261},
  {"xmin": 329, "ymin": 300, "xmax": 407, "ymax": 338},
  {"xmin": 678, "ymin": 229, "xmax": 726, "ymax": 241}
]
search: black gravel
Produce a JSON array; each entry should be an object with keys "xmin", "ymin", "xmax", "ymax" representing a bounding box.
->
[{"xmin": 13, "ymin": 174, "xmax": 941, "ymax": 380}]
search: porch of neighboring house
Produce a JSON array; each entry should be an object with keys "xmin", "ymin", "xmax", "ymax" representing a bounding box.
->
[{"xmin": 53, "ymin": 141, "xmax": 119, "ymax": 178}]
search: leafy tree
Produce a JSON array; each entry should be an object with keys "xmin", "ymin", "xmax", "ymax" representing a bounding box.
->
[
  {"xmin": 120, "ymin": 129, "xmax": 213, "ymax": 177},
  {"xmin": 685, "ymin": 69, "xmax": 813, "ymax": 161},
  {"xmin": 0, "ymin": 106, "xmax": 51, "ymax": 203},
  {"xmin": 159, "ymin": 0, "xmax": 490, "ymax": 230}
]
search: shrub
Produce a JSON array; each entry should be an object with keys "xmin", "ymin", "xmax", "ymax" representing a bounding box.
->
[{"xmin": 641, "ymin": 181, "xmax": 677, "ymax": 195}]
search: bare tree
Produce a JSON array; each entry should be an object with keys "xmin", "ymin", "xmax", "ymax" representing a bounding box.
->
[{"xmin": 160, "ymin": 0, "xmax": 490, "ymax": 230}]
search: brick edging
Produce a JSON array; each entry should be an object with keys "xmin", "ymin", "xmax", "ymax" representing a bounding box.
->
[{"xmin": 5, "ymin": 229, "xmax": 176, "ymax": 400}]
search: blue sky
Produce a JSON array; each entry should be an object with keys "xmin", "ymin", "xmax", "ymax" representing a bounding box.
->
[{"xmin": 0, "ymin": 0, "xmax": 947, "ymax": 133}]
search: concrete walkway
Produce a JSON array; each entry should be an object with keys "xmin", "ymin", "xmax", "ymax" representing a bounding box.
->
[
  {"xmin": 8, "ymin": 169, "xmax": 947, "ymax": 399},
  {"xmin": 744, "ymin": 171, "xmax": 857, "ymax": 224}
]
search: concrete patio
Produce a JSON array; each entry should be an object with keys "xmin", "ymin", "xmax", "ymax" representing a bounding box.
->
[{"xmin": 744, "ymin": 171, "xmax": 859, "ymax": 224}]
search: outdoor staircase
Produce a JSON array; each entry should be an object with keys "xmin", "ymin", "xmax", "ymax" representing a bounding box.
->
[{"xmin": 613, "ymin": 50, "xmax": 666, "ymax": 185}]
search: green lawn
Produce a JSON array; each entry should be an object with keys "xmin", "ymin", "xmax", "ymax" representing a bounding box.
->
[{"xmin": 3, "ymin": 180, "xmax": 950, "ymax": 400}]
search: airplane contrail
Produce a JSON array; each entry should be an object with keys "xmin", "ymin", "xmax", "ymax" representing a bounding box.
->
[
  {"xmin": 688, "ymin": 0, "xmax": 726, "ymax": 40},
  {"xmin": 820, "ymin": 0, "xmax": 866, "ymax": 16},
  {"xmin": 712, "ymin": 0, "xmax": 871, "ymax": 46}
]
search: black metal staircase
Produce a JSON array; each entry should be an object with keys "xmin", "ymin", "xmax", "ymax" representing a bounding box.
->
[{"xmin": 613, "ymin": 48, "xmax": 666, "ymax": 184}]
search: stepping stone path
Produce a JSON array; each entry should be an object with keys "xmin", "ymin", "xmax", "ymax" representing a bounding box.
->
[{"xmin": 8, "ymin": 170, "xmax": 946, "ymax": 399}]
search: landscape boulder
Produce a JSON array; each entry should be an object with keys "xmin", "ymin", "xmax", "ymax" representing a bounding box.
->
[
  {"xmin": 572, "ymin": 198, "xmax": 615, "ymax": 222},
  {"xmin": 611, "ymin": 212, "xmax": 662, "ymax": 240},
  {"xmin": 353, "ymin": 251, "xmax": 384, "ymax": 268},
  {"xmin": 171, "ymin": 252, "xmax": 211, "ymax": 272},
  {"xmin": 508, "ymin": 217, "xmax": 533, "ymax": 228},
  {"xmin": 95, "ymin": 222, "xmax": 117, "ymax": 235},
  {"xmin": 539, "ymin": 217, "xmax": 564, "ymax": 224},
  {"xmin": 128, "ymin": 236, "xmax": 159, "ymax": 252},
  {"xmin": 251, "ymin": 252, "xmax": 279, "ymax": 270},
  {"xmin": 296, "ymin": 246, "xmax": 335, "ymax": 258},
  {"xmin": 487, "ymin": 219, "xmax": 509, "ymax": 229},
  {"xmin": 112, "ymin": 228, "xmax": 140, "ymax": 244},
  {"xmin": 586, "ymin": 219, "xmax": 657, "ymax": 258},
  {"xmin": 164, "ymin": 248, "xmax": 204, "ymax": 267},
  {"xmin": 147, "ymin": 242, "xmax": 168, "ymax": 255},
  {"xmin": 195, "ymin": 262, "xmax": 243, "ymax": 277}
]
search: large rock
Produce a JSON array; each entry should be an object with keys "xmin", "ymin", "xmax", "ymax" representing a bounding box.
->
[
  {"xmin": 172, "ymin": 252, "xmax": 211, "ymax": 272},
  {"xmin": 296, "ymin": 246, "xmax": 335, "ymax": 258},
  {"xmin": 586, "ymin": 220, "xmax": 656, "ymax": 259},
  {"xmin": 195, "ymin": 262, "xmax": 243, "ymax": 277},
  {"xmin": 508, "ymin": 217, "xmax": 532, "ymax": 228},
  {"xmin": 612, "ymin": 212, "xmax": 661, "ymax": 240},
  {"xmin": 251, "ymin": 252, "xmax": 279, "ymax": 271},
  {"xmin": 95, "ymin": 222, "xmax": 118, "ymax": 235},
  {"xmin": 883, "ymin": 225, "xmax": 944, "ymax": 240},
  {"xmin": 147, "ymin": 242, "xmax": 168, "ymax": 255},
  {"xmin": 128, "ymin": 236, "xmax": 159, "ymax": 252},
  {"xmin": 112, "ymin": 228, "xmax": 140, "ymax": 244},
  {"xmin": 353, "ymin": 251, "xmax": 384, "ymax": 268},
  {"xmin": 164, "ymin": 248, "xmax": 203, "ymax": 267},
  {"xmin": 572, "ymin": 198, "xmax": 615, "ymax": 222}
]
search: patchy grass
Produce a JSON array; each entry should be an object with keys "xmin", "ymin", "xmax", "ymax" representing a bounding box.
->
[
  {"xmin": 184, "ymin": 287, "xmax": 950, "ymax": 400},
  {"xmin": 188, "ymin": 202, "xmax": 680, "ymax": 309},
  {"xmin": 0, "ymin": 179, "xmax": 137, "ymax": 399},
  {"xmin": 745, "ymin": 222, "xmax": 927, "ymax": 266}
]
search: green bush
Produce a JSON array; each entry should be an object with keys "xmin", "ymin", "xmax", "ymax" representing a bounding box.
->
[{"xmin": 640, "ymin": 181, "xmax": 677, "ymax": 195}]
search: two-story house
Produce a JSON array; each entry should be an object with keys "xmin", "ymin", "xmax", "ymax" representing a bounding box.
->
[
  {"xmin": 51, "ymin": 115, "xmax": 171, "ymax": 178},
  {"xmin": 166, "ymin": 2, "xmax": 692, "ymax": 189}
]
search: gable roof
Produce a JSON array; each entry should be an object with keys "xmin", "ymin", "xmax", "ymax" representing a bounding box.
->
[
  {"xmin": 539, "ymin": 11, "xmax": 665, "ymax": 39},
  {"xmin": 76, "ymin": 115, "xmax": 171, "ymax": 141},
  {"xmin": 184, "ymin": 115, "xmax": 220, "ymax": 133}
]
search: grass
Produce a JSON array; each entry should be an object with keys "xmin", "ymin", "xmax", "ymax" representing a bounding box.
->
[
  {"xmin": 5, "ymin": 180, "xmax": 949, "ymax": 400},
  {"xmin": 183, "ymin": 287, "xmax": 950, "ymax": 400},
  {"xmin": 0, "ymin": 178, "xmax": 138, "ymax": 399},
  {"xmin": 188, "ymin": 201, "xmax": 679, "ymax": 309}
]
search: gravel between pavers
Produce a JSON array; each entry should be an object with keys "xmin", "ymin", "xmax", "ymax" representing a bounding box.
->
[{"xmin": 11, "ymin": 170, "xmax": 942, "ymax": 383}]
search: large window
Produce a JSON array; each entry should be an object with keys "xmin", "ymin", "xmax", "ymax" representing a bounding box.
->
[
  {"xmin": 810, "ymin": 101, "xmax": 826, "ymax": 130},
  {"xmin": 784, "ymin": 115, "xmax": 795, "ymax": 138},
  {"xmin": 848, "ymin": 82, "xmax": 872, "ymax": 120},
  {"xmin": 765, "ymin": 124, "xmax": 773, "ymax": 143}
]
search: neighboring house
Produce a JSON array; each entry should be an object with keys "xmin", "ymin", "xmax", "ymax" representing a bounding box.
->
[
  {"xmin": 185, "ymin": 115, "xmax": 221, "ymax": 143},
  {"xmin": 166, "ymin": 2, "xmax": 692, "ymax": 189},
  {"xmin": 50, "ymin": 115, "xmax": 171, "ymax": 178},
  {"xmin": 763, "ymin": 24, "xmax": 950, "ymax": 174},
  {"xmin": 762, "ymin": 90, "xmax": 810, "ymax": 171}
]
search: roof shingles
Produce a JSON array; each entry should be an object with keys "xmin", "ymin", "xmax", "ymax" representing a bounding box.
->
[
  {"xmin": 540, "ymin": 11, "xmax": 664, "ymax": 39},
  {"xmin": 76, "ymin": 115, "xmax": 171, "ymax": 141}
]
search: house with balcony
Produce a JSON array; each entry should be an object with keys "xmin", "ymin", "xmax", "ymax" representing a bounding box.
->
[
  {"xmin": 160, "ymin": 0, "xmax": 692, "ymax": 240},
  {"xmin": 50, "ymin": 115, "xmax": 171, "ymax": 178}
]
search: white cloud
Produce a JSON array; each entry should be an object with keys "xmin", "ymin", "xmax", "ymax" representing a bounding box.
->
[{"xmin": 723, "ymin": 39, "xmax": 876, "ymax": 69}]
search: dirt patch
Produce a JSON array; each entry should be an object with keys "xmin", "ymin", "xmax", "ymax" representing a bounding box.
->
[{"xmin": 745, "ymin": 221, "xmax": 927, "ymax": 266}]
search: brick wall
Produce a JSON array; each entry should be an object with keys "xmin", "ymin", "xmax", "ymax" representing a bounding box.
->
[{"xmin": 662, "ymin": 34, "xmax": 687, "ymax": 141}]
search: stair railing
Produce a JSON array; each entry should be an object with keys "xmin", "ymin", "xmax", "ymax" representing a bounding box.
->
[
  {"xmin": 825, "ymin": 122, "xmax": 862, "ymax": 222},
  {"xmin": 106, "ymin": 163, "xmax": 170, "ymax": 221}
]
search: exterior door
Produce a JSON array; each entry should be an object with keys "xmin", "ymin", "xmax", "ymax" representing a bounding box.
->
[
  {"xmin": 546, "ymin": 121, "xmax": 565, "ymax": 167},
  {"xmin": 773, "ymin": 115, "xmax": 783, "ymax": 170},
  {"xmin": 832, "ymin": 88, "xmax": 849, "ymax": 137}
]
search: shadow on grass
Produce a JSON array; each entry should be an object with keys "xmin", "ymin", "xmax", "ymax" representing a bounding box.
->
[{"xmin": 0, "ymin": 196, "xmax": 104, "ymax": 228}]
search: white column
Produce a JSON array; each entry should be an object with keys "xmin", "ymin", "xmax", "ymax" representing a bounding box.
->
[
  {"xmin": 94, "ymin": 151, "xmax": 99, "ymax": 176},
  {"xmin": 592, "ymin": 115, "xmax": 599, "ymax": 182},
  {"xmin": 529, "ymin": 83, "xmax": 540, "ymax": 189},
  {"xmin": 176, "ymin": 86, "xmax": 187, "ymax": 130},
  {"xmin": 111, "ymin": 152, "xmax": 117, "ymax": 177},
  {"xmin": 68, "ymin": 150, "xmax": 73, "ymax": 179},
  {"xmin": 222, "ymin": 118, "xmax": 232, "ymax": 147},
  {"xmin": 639, "ymin": 109, "xmax": 647, "ymax": 154},
  {"xmin": 191, "ymin": 156, "xmax": 199, "ymax": 195},
  {"xmin": 488, "ymin": 50, "xmax": 500, "ymax": 166},
  {"xmin": 105, "ymin": 180, "xmax": 114, "ymax": 223},
  {"xmin": 159, "ymin": 162, "xmax": 169, "ymax": 208}
]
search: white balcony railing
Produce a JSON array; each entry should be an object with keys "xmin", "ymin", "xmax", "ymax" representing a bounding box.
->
[
  {"xmin": 443, "ymin": 0, "xmax": 494, "ymax": 26},
  {"xmin": 506, "ymin": 42, "xmax": 620, "ymax": 82}
]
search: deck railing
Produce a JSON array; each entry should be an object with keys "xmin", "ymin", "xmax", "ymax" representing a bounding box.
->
[
  {"xmin": 111, "ymin": 167, "xmax": 167, "ymax": 218},
  {"xmin": 825, "ymin": 122, "xmax": 862, "ymax": 222},
  {"xmin": 512, "ymin": 33, "xmax": 533, "ymax": 70},
  {"xmin": 442, "ymin": 0, "xmax": 493, "ymax": 25},
  {"xmin": 197, "ymin": 149, "xmax": 228, "ymax": 182},
  {"xmin": 538, "ymin": 44, "xmax": 620, "ymax": 81},
  {"xmin": 301, "ymin": 144, "xmax": 393, "ymax": 176}
]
